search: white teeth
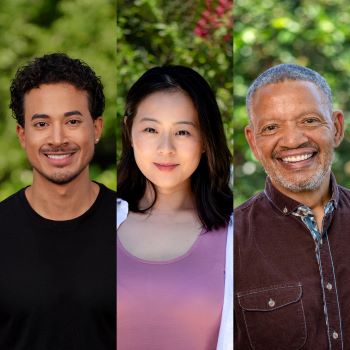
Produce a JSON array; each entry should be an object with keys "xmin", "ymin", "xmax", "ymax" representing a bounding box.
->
[
  {"xmin": 47, "ymin": 154, "xmax": 70, "ymax": 160},
  {"xmin": 282, "ymin": 153, "xmax": 313, "ymax": 163}
]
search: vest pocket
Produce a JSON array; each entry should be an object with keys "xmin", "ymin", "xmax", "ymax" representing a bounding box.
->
[{"xmin": 237, "ymin": 283, "xmax": 306, "ymax": 350}]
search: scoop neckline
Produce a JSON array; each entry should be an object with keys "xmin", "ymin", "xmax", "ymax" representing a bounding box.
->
[{"xmin": 117, "ymin": 226, "xmax": 206, "ymax": 265}]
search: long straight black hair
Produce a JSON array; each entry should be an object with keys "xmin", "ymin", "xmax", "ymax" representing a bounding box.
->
[{"xmin": 117, "ymin": 65, "xmax": 232, "ymax": 230}]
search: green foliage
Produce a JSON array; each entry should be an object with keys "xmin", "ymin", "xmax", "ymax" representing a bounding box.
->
[
  {"xmin": 116, "ymin": 0, "xmax": 233, "ymax": 164},
  {"xmin": 235, "ymin": 0, "xmax": 350, "ymax": 206},
  {"xmin": 0, "ymin": 0, "xmax": 116, "ymax": 200}
]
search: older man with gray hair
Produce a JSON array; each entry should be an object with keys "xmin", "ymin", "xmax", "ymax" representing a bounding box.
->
[{"xmin": 235, "ymin": 64, "xmax": 349, "ymax": 349}]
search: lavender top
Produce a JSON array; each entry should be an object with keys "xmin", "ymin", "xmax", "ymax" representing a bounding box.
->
[{"xmin": 117, "ymin": 224, "xmax": 227, "ymax": 350}]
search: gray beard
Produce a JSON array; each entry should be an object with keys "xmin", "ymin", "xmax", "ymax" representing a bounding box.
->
[{"xmin": 267, "ymin": 164, "xmax": 331, "ymax": 193}]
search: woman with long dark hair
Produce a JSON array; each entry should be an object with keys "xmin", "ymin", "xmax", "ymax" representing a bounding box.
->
[{"xmin": 117, "ymin": 65, "xmax": 233, "ymax": 349}]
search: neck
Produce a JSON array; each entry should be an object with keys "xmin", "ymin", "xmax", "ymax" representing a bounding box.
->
[
  {"xmin": 26, "ymin": 169, "xmax": 99, "ymax": 220},
  {"xmin": 140, "ymin": 181, "xmax": 195, "ymax": 212}
]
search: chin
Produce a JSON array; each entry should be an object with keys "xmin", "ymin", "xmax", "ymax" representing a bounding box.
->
[
  {"xmin": 274, "ymin": 171, "xmax": 328, "ymax": 193},
  {"xmin": 34, "ymin": 167, "xmax": 86, "ymax": 185}
]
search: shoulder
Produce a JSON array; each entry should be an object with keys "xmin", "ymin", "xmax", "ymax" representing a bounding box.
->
[
  {"xmin": 234, "ymin": 190, "xmax": 272, "ymax": 242},
  {"xmin": 337, "ymin": 184, "xmax": 350, "ymax": 209},
  {"xmin": 96, "ymin": 182, "xmax": 116, "ymax": 200},
  {"xmin": 338, "ymin": 184, "xmax": 350, "ymax": 197},
  {"xmin": 227, "ymin": 212, "xmax": 233, "ymax": 234},
  {"xmin": 235, "ymin": 191, "xmax": 266, "ymax": 216},
  {"xmin": 0, "ymin": 188, "xmax": 26, "ymax": 217},
  {"xmin": 117, "ymin": 198, "xmax": 129, "ymax": 229},
  {"xmin": 0, "ymin": 188, "xmax": 25, "ymax": 223}
]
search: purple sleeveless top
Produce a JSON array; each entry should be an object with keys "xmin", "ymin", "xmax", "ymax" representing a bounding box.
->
[{"xmin": 117, "ymin": 226, "xmax": 227, "ymax": 350}]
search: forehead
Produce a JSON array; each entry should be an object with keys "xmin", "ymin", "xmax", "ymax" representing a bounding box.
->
[
  {"xmin": 134, "ymin": 90, "xmax": 198, "ymax": 123},
  {"xmin": 23, "ymin": 83, "xmax": 89, "ymax": 116},
  {"xmin": 250, "ymin": 80, "xmax": 330, "ymax": 124}
]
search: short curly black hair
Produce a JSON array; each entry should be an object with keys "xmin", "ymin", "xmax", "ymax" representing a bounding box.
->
[{"xmin": 10, "ymin": 53, "xmax": 105, "ymax": 127}]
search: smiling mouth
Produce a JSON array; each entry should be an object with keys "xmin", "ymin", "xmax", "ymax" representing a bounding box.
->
[
  {"xmin": 45, "ymin": 153, "xmax": 73, "ymax": 160},
  {"xmin": 281, "ymin": 153, "xmax": 314, "ymax": 163}
]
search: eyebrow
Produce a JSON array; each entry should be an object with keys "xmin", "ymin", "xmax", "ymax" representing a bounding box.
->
[
  {"xmin": 31, "ymin": 113, "xmax": 49, "ymax": 120},
  {"xmin": 31, "ymin": 110, "xmax": 83, "ymax": 120},
  {"xmin": 139, "ymin": 117, "xmax": 196, "ymax": 127},
  {"xmin": 64, "ymin": 110, "xmax": 83, "ymax": 117}
]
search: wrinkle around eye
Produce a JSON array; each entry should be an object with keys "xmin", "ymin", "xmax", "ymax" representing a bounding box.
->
[
  {"xmin": 303, "ymin": 118, "xmax": 320, "ymax": 124},
  {"xmin": 259, "ymin": 124, "xmax": 279, "ymax": 135}
]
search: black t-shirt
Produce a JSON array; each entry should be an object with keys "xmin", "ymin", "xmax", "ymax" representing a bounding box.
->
[{"xmin": 0, "ymin": 183, "xmax": 116, "ymax": 349}]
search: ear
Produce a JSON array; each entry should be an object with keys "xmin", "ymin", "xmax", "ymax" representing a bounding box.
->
[
  {"xmin": 332, "ymin": 110, "xmax": 344, "ymax": 147},
  {"xmin": 16, "ymin": 124, "xmax": 26, "ymax": 149},
  {"xmin": 245, "ymin": 124, "xmax": 260, "ymax": 161},
  {"xmin": 93, "ymin": 117, "xmax": 103, "ymax": 143}
]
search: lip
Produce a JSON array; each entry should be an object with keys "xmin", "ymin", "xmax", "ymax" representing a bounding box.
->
[{"xmin": 153, "ymin": 163, "xmax": 179, "ymax": 171}]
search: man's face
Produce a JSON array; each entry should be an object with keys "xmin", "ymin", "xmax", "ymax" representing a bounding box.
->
[
  {"xmin": 245, "ymin": 80, "xmax": 344, "ymax": 194},
  {"xmin": 17, "ymin": 83, "xmax": 103, "ymax": 185}
]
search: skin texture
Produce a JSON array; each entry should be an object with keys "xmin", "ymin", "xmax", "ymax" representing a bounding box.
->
[
  {"xmin": 118, "ymin": 91, "xmax": 204, "ymax": 261},
  {"xmin": 245, "ymin": 80, "xmax": 344, "ymax": 229},
  {"xmin": 16, "ymin": 83, "xmax": 103, "ymax": 220}
]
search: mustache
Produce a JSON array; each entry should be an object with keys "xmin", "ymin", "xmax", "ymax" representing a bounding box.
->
[{"xmin": 40, "ymin": 145, "xmax": 80, "ymax": 153}]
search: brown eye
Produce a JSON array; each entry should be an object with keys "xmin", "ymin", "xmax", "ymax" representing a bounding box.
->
[
  {"xmin": 304, "ymin": 118, "xmax": 318, "ymax": 124},
  {"xmin": 176, "ymin": 130, "xmax": 190, "ymax": 136},
  {"xmin": 67, "ymin": 119, "xmax": 81, "ymax": 125},
  {"xmin": 144, "ymin": 127, "xmax": 157, "ymax": 133},
  {"xmin": 34, "ymin": 121, "xmax": 48, "ymax": 128},
  {"xmin": 261, "ymin": 124, "xmax": 278, "ymax": 134}
]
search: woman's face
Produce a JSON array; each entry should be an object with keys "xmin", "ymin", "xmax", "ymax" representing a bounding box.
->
[{"xmin": 130, "ymin": 90, "xmax": 203, "ymax": 193}]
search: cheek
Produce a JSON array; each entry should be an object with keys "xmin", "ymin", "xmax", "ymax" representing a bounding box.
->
[
  {"xmin": 69, "ymin": 127, "xmax": 95, "ymax": 145},
  {"xmin": 23, "ymin": 131, "xmax": 43, "ymax": 149},
  {"xmin": 180, "ymin": 141, "xmax": 202, "ymax": 164},
  {"xmin": 255, "ymin": 138, "xmax": 276, "ymax": 159},
  {"xmin": 132, "ymin": 135, "xmax": 154, "ymax": 159}
]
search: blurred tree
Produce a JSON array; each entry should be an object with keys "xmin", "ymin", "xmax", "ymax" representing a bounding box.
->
[
  {"xmin": 116, "ymin": 0, "xmax": 233, "ymax": 170},
  {"xmin": 235, "ymin": 0, "xmax": 350, "ymax": 206},
  {"xmin": 0, "ymin": 0, "xmax": 116, "ymax": 200}
]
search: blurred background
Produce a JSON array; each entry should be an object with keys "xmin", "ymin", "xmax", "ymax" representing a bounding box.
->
[
  {"xmin": 116, "ymin": 0, "xmax": 233, "ymax": 173},
  {"xmin": 0, "ymin": 0, "xmax": 116, "ymax": 200},
  {"xmin": 235, "ymin": 0, "xmax": 350, "ymax": 206}
]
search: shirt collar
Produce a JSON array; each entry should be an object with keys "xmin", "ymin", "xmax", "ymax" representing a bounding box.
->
[{"xmin": 263, "ymin": 173, "xmax": 339, "ymax": 215}]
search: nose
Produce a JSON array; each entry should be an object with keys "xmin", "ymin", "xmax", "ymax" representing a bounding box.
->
[
  {"xmin": 48, "ymin": 123, "xmax": 67, "ymax": 146},
  {"xmin": 157, "ymin": 133, "xmax": 175, "ymax": 154},
  {"xmin": 279, "ymin": 123, "xmax": 309, "ymax": 149}
]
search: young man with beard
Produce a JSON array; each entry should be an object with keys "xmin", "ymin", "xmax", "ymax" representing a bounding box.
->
[
  {"xmin": 235, "ymin": 64, "xmax": 349, "ymax": 349},
  {"xmin": 0, "ymin": 53, "xmax": 115, "ymax": 349}
]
